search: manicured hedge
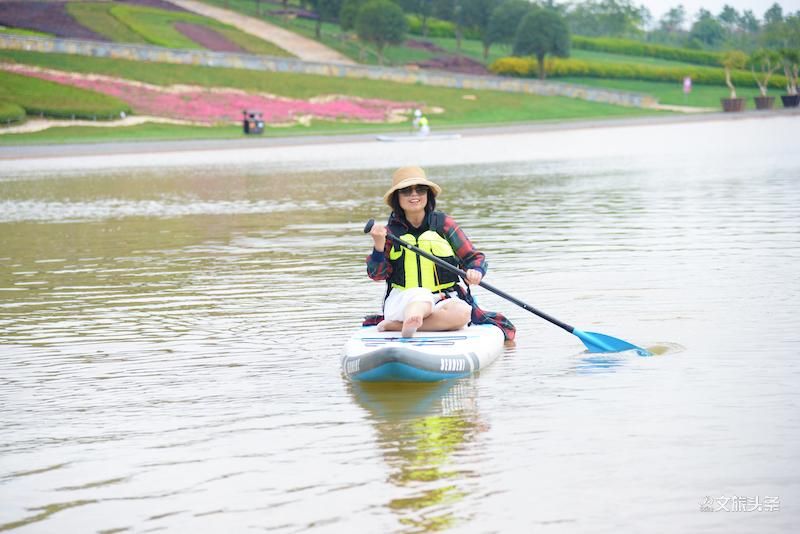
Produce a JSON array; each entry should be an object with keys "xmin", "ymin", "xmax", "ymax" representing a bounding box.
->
[
  {"xmin": 489, "ymin": 56, "xmax": 787, "ymax": 90},
  {"xmin": 406, "ymin": 15, "xmax": 481, "ymax": 40},
  {"xmin": 0, "ymin": 70, "xmax": 130, "ymax": 120},
  {"xmin": 0, "ymin": 100, "xmax": 25, "ymax": 124},
  {"xmin": 572, "ymin": 36, "xmax": 724, "ymax": 67}
]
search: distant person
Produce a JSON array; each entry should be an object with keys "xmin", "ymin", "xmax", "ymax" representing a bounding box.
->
[
  {"xmin": 411, "ymin": 109, "xmax": 429, "ymax": 136},
  {"xmin": 418, "ymin": 115, "xmax": 429, "ymax": 136},
  {"xmin": 411, "ymin": 109, "xmax": 422, "ymax": 133},
  {"xmin": 366, "ymin": 166, "xmax": 515, "ymax": 339}
]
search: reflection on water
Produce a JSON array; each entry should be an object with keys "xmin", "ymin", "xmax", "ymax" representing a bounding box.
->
[
  {"xmin": 1, "ymin": 117, "xmax": 798, "ymax": 533},
  {"xmin": 350, "ymin": 382, "xmax": 484, "ymax": 532}
]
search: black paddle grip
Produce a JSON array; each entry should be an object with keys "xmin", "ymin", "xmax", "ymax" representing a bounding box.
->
[{"xmin": 363, "ymin": 219, "xmax": 375, "ymax": 234}]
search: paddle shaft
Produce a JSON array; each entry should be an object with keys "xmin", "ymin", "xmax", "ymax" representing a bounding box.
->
[{"xmin": 365, "ymin": 220, "xmax": 575, "ymax": 333}]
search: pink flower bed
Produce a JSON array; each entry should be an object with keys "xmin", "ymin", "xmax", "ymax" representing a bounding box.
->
[{"xmin": 8, "ymin": 66, "xmax": 417, "ymax": 125}]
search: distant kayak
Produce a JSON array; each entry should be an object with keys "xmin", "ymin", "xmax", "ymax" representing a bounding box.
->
[
  {"xmin": 375, "ymin": 133, "xmax": 462, "ymax": 142},
  {"xmin": 342, "ymin": 324, "xmax": 504, "ymax": 382}
]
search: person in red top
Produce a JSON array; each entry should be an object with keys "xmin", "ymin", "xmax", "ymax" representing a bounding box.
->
[{"xmin": 367, "ymin": 166, "xmax": 487, "ymax": 338}]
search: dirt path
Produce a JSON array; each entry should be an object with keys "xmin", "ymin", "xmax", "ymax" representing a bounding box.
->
[
  {"xmin": 166, "ymin": 0, "xmax": 355, "ymax": 65},
  {"xmin": 0, "ymin": 116, "xmax": 203, "ymax": 135}
]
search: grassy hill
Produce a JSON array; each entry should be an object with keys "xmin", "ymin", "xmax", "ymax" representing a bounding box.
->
[
  {"xmin": 0, "ymin": 49, "xmax": 662, "ymax": 145},
  {"xmin": 0, "ymin": 0, "xmax": 789, "ymax": 144}
]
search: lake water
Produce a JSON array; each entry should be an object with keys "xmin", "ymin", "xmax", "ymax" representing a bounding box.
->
[{"xmin": 1, "ymin": 116, "xmax": 798, "ymax": 533}]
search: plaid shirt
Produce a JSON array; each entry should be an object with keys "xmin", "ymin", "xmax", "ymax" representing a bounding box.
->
[
  {"xmin": 364, "ymin": 212, "xmax": 516, "ymax": 340},
  {"xmin": 366, "ymin": 212, "xmax": 486, "ymax": 281}
]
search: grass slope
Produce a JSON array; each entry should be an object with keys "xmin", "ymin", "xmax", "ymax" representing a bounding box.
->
[
  {"xmin": 0, "ymin": 50, "xmax": 663, "ymax": 144},
  {"xmin": 0, "ymin": 69, "xmax": 130, "ymax": 119},
  {"xmin": 67, "ymin": 2, "xmax": 149, "ymax": 44}
]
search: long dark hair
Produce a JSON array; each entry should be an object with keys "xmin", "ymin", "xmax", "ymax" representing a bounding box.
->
[{"xmin": 389, "ymin": 189, "xmax": 437, "ymax": 224}]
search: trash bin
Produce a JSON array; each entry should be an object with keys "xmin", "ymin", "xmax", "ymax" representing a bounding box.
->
[{"xmin": 243, "ymin": 110, "xmax": 264, "ymax": 135}]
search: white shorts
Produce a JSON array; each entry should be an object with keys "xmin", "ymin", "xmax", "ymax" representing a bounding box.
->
[{"xmin": 383, "ymin": 287, "xmax": 449, "ymax": 321}]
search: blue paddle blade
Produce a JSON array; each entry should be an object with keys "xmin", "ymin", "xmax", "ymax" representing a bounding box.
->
[{"xmin": 572, "ymin": 328, "xmax": 652, "ymax": 357}]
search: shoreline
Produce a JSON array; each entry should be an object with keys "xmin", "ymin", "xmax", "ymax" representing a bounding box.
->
[{"xmin": 1, "ymin": 110, "xmax": 795, "ymax": 161}]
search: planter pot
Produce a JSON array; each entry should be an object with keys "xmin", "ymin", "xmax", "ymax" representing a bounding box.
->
[
  {"xmin": 721, "ymin": 98, "xmax": 746, "ymax": 112},
  {"xmin": 781, "ymin": 94, "xmax": 800, "ymax": 108},
  {"xmin": 754, "ymin": 96, "xmax": 775, "ymax": 110}
]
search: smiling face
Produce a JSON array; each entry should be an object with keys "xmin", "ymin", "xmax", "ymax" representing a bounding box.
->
[{"xmin": 397, "ymin": 185, "xmax": 429, "ymax": 219}]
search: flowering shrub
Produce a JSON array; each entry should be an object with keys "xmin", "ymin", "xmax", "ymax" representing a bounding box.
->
[{"xmin": 3, "ymin": 65, "xmax": 417, "ymax": 125}]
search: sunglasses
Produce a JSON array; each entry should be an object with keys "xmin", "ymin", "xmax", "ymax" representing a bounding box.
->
[{"xmin": 398, "ymin": 185, "xmax": 429, "ymax": 196}]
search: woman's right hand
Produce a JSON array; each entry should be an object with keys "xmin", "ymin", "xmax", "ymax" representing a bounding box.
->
[{"xmin": 370, "ymin": 223, "xmax": 387, "ymax": 251}]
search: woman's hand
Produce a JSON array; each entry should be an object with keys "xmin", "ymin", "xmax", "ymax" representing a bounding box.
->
[
  {"xmin": 465, "ymin": 269, "xmax": 482, "ymax": 286},
  {"xmin": 370, "ymin": 223, "xmax": 387, "ymax": 251}
]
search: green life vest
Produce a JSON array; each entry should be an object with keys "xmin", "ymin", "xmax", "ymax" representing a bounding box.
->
[{"xmin": 387, "ymin": 212, "xmax": 460, "ymax": 292}]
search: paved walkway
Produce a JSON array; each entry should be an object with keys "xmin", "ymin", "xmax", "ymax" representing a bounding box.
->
[{"xmin": 167, "ymin": 0, "xmax": 355, "ymax": 65}]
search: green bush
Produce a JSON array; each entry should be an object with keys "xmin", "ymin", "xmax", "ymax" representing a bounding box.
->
[
  {"xmin": 0, "ymin": 100, "xmax": 25, "ymax": 124},
  {"xmin": 0, "ymin": 70, "xmax": 130, "ymax": 120},
  {"xmin": 572, "ymin": 36, "xmax": 724, "ymax": 67},
  {"xmin": 490, "ymin": 55, "xmax": 787, "ymax": 89},
  {"xmin": 406, "ymin": 15, "xmax": 481, "ymax": 40}
]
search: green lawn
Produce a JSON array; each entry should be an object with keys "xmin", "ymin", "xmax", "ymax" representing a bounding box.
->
[
  {"xmin": 0, "ymin": 26, "xmax": 53, "ymax": 37},
  {"xmin": 558, "ymin": 77, "xmax": 767, "ymax": 109},
  {"xmin": 67, "ymin": 3, "xmax": 150, "ymax": 44},
  {"xmin": 569, "ymin": 49, "xmax": 703, "ymax": 69},
  {"xmin": 0, "ymin": 69, "xmax": 130, "ymax": 119}
]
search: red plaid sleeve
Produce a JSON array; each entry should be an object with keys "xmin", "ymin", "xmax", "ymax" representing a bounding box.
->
[
  {"xmin": 366, "ymin": 241, "xmax": 393, "ymax": 281},
  {"xmin": 441, "ymin": 215, "xmax": 486, "ymax": 274}
]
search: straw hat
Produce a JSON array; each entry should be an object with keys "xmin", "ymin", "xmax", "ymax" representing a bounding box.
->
[{"xmin": 383, "ymin": 166, "xmax": 442, "ymax": 206}]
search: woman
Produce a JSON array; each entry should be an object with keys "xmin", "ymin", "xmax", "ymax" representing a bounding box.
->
[{"xmin": 367, "ymin": 166, "xmax": 487, "ymax": 338}]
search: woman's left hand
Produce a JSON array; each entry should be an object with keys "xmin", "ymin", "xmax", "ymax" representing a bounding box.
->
[{"xmin": 465, "ymin": 269, "xmax": 482, "ymax": 286}]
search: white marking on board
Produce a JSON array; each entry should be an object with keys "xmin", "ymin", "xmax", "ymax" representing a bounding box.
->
[
  {"xmin": 440, "ymin": 358, "xmax": 466, "ymax": 372},
  {"xmin": 345, "ymin": 358, "xmax": 360, "ymax": 374}
]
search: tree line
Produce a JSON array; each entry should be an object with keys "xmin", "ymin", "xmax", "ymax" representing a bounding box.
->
[{"xmin": 292, "ymin": 0, "xmax": 799, "ymax": 82}]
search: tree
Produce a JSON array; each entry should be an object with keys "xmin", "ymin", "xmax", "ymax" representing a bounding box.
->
[
  {"xmin": 566, "ymin": 0, "xmax": 647, "ymax": 38},
  {"xmin": 659, "ymin": 5, "xmax": 686, "ymax": 33},
  {"xmin": 689, "ymin": 9, "xmax": 725, "ymax": 47},
  {"xmin": 487, "ymin": 0, "xmax": 532, "ymax": 50},
  {"xmin": 749, "ymin": 48, "xmax": 782, "ymax": 96},
  {"xmin": 398, "ymin": 0, "xmax": 435, "ymax": 37},
  {"xmin": 763, "ymin": 3, "xmax": 783, "ymax": 26},
  {"xmin": 309, "ymin": 0, "xmax": 343, "ymax": 39},
  {"xmin": 513, "ymin": 8, "xmax": 570, "ymax": 79},
  {"xmin": 462, "ymin": 0, "xmax": 501, "ymax": 59},
  {"xmin": 355, "ymin": 0, "xmax": 408, "ymax": 64},
  {"xmin": 339, "ymin": 0, "xmax": 366, "ymax": 31},
  {"xmin": 763, "ymin": 10, "xmax": 800, "ymax": 49},
  {"xmin": 718, "ymin": 4, "xmax": 740, "ymax": 33},
  {"xmin": 721, "ymin": 49, "xmax": 747, "ymax": 98},
  {"xmin": 738, "ymin": 10, "xmax": 759, "ymax": 34},
  {"xmin": 780, "ymin": 48, "xmax": 798, "ymax": 95}
]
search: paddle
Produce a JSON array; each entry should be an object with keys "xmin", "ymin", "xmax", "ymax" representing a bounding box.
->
[{"xmin": 364, "ymin": 219, "xmax": 651, "ymax": 356}]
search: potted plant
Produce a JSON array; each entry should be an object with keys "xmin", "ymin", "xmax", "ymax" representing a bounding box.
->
[
  {"xmin": 721, "ymin": 50, "xmax": 747, "ymax": 112},
  {"xmin": 780, "ymin": 49, "xmax": 799, "ymax": 107},
  {"xmin": 750, "ymin": 49, "xmax": 781, "ymax": 110}
]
